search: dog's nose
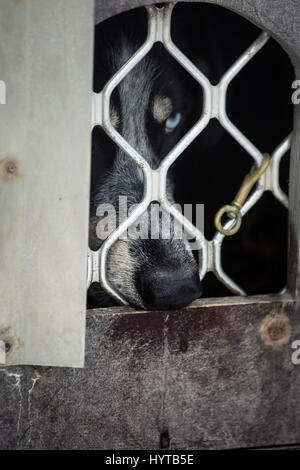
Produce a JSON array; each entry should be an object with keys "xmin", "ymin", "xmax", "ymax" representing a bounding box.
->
[{"xmin": 138, "ymin": 270, "xmax": 202, "ymax": 310}]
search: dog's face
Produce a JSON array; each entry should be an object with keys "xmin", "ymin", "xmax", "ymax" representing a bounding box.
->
[{"xmin": 89, "ymin": 11, "xmax": 203, "ymax": 309}]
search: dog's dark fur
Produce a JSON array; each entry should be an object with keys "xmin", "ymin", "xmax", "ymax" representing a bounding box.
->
[{"xmin": 88, "ymin": 8, "xmax": 205, "ymax": 309}]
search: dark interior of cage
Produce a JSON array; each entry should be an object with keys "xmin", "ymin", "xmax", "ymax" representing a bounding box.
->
[{"xmin": 90, "ymin": 2, "xmax": 293, "ymax": 302}]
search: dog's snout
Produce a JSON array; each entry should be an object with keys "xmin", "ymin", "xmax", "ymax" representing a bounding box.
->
[{"xmin": 137, "ymin": 270, "xmax": 202, "ymax": 310}]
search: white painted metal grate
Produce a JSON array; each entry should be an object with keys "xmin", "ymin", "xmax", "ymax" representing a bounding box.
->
[{"xmin": 88, "ymin": 2, "xmax": 291, "ymax": 305}]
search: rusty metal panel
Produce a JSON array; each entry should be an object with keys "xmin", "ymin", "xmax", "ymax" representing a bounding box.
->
[
  {"xmin": 1, "ymin": 295, "xmax": 300, "ymax": 449},
  {"xmin": 0, "ymin": 0, "xmax": 94, "ymax": 367}
]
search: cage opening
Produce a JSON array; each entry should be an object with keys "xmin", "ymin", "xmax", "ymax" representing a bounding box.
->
[{"xmin": 88, "ymin": 2, "xmax": 293, "ymax": 309}]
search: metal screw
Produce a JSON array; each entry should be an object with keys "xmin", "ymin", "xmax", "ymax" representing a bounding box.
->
[
  {"xmin": 5, "ymin": 160, "xmax": 17, "ymax": 175},
  {"xmin": 259, "ymin": 313, "xmax": 291, "ymax": 350}
]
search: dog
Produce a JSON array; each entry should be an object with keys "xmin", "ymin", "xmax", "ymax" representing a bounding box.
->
[
  {"xmin": 88, "ymin": 3, "xmax": 293, "ymax": 308},
  {"xmin": 88, "ymin": 7, "xmax": 208, "ymax": 310}
]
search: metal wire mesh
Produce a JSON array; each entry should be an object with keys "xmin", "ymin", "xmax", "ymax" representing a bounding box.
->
[{"xmin": 88, "ymin": 2, "xmax": 291, "ymax": 304}]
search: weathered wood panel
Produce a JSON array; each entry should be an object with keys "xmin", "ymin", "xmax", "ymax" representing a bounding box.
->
[
  {"xmin": 1, "ymin": 295, "xmax": 300, "ymax": 449},
  {"xmin": 0, "ymin": 0, "xmax": 94, "ymax": 367}
]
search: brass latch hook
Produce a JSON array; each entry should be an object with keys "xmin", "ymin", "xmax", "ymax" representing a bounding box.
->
[{"xmin": 214, "ymin": 153, "xmax": 270, "ymax": 236}]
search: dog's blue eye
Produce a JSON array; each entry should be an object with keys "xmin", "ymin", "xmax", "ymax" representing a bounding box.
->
[{"xmin": 165, "ymin": 112, "xmax": 181, "ymax": 133}]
